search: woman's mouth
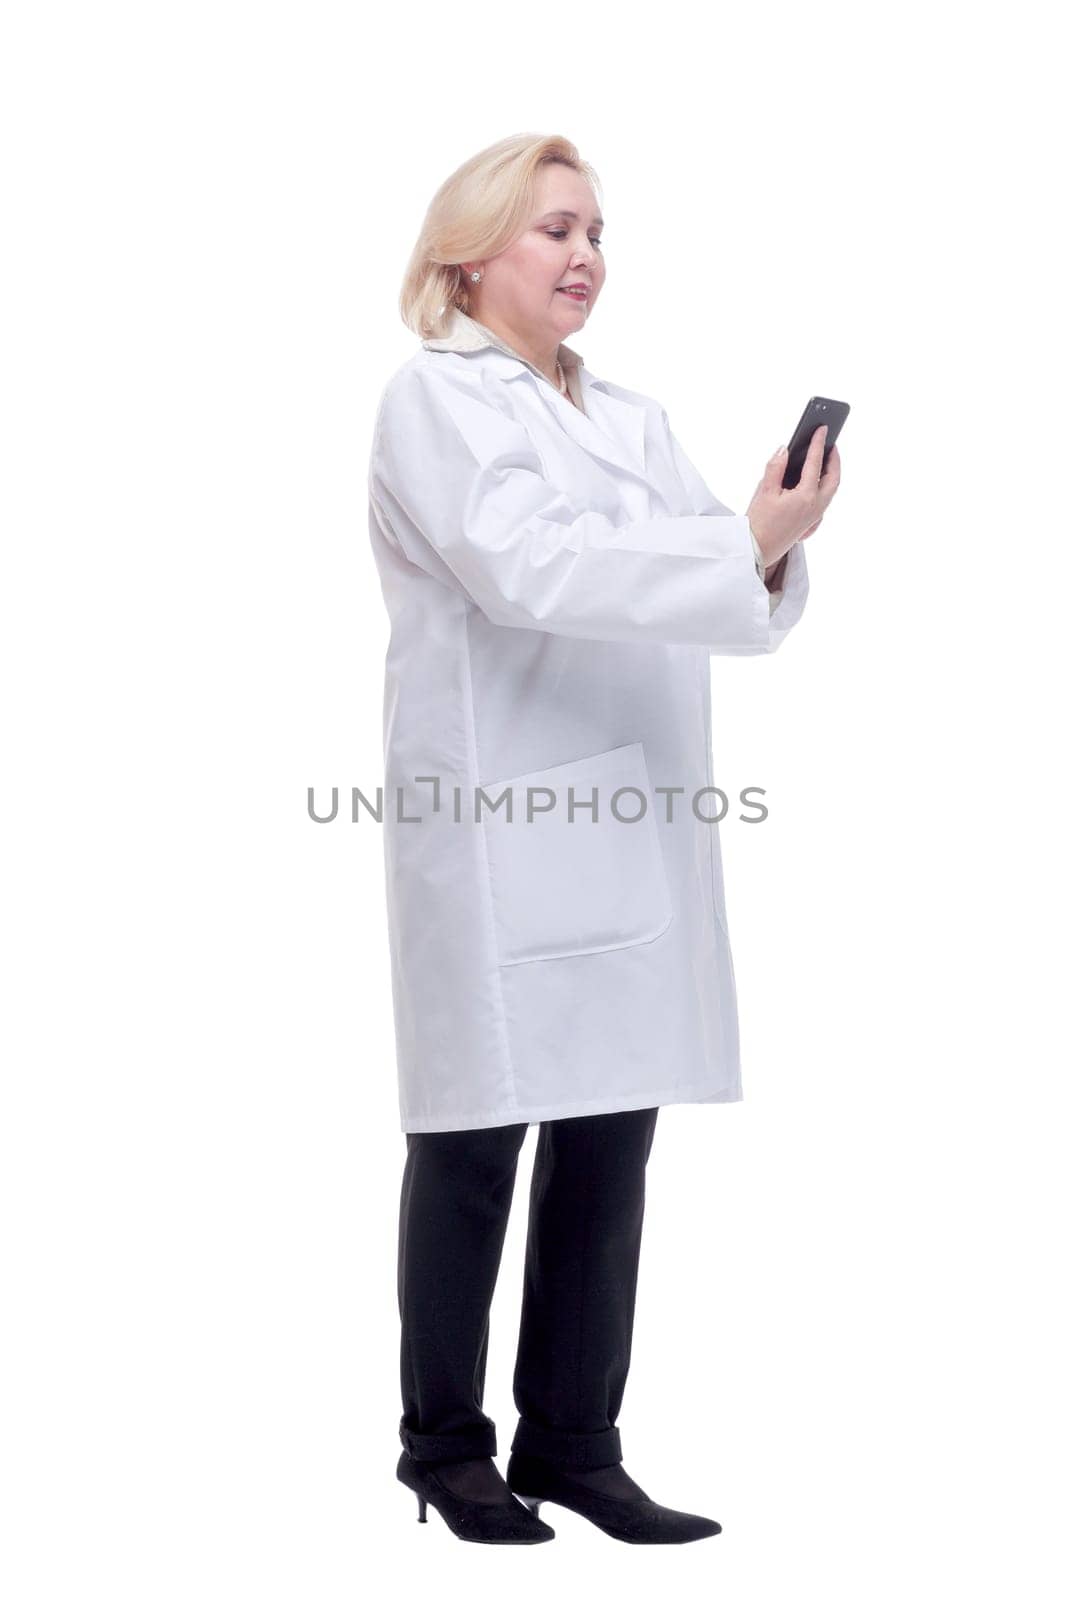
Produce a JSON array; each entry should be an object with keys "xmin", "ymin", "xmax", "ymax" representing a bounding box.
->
[{"xmin": 557, "ymin": 287, "xmax": 589, "ymax": 301}]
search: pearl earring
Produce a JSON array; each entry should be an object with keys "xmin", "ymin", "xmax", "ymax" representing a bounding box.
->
[{"xmin": 471, "ymin": 271, "xmax": 481, "ymax": 282}]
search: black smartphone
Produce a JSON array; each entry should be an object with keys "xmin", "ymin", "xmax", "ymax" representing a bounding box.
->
[{"xmin": 783, "ymin": 396, "xmax": 850, "ymax": 490}]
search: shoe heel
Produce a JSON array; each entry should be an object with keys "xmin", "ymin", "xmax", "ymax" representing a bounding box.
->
[
  {"xmin": 513, "ymin": 1494, "xmax": 542, "ymax": 1517},
  {"xmin": 416, "ymin": 1492, "xmax": 428, "ymax": 1523}
]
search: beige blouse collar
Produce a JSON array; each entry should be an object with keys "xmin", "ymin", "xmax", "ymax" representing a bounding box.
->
[{"xmin": 422, "ymin": 306, "xmax": 586, "ymax": 408}]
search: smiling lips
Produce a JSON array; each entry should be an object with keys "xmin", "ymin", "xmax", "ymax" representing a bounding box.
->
[{"xmin": 558, "ymin": 286, "xmax": 589, "ymax": 300}]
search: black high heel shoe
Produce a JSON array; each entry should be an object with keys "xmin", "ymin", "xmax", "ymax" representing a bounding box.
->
[
  {"xmin": 396, "ymin": 1451, "xmax": 555, "ymax": 1543},
  {"xmin": 507, "ymin": 1453, "xmax": 721, "ymax": 1544}
]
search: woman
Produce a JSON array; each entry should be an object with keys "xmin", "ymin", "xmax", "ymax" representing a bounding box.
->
[{"xmin": 367, "ymin": 133, "xmax": 840, "ymax": 1545}]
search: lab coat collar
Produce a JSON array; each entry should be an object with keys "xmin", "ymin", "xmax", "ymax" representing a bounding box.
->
[{"xmin": 421, "ymin": 307, "xmax": 648, "ymax": 479}]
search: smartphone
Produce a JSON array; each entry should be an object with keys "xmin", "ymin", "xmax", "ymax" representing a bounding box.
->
[{"xmin": 783, "ymin": 396, "xmax": 850, "ymax": 490}]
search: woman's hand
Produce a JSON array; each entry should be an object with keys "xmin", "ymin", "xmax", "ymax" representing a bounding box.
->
[{"xmin": 747, "ymin": 425, "xmax": 841, "ymax": 571}]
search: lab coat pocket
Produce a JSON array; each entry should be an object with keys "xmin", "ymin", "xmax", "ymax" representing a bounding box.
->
[{"xmin": 478, "ymin": 741, "xmax": 674, "ymax": 966}]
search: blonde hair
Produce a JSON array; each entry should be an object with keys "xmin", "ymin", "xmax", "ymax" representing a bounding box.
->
[{"xmin": 399, "ymin": 133, "xmax": 602, "ymax": 340}]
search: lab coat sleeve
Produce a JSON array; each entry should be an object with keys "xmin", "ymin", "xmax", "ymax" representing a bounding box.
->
[
  {"xmin": 747, "ymin": 528, "xmax": 788, "ymax": 617},
  {"xmin": 750, "ymin": 526, "xmax": 767, "ymax": 581},
  {"xmin": 664, "ymin": 412, "xmax": 801, "ymax": 629},
  {"xmin": 369, "ymin": 364, "xmax": 808, "ymax": 652}
]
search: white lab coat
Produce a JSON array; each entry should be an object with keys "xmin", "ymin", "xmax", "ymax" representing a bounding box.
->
[{"xmin": 367, "ymin": 308, "xmax": 809, "ymax": 1132}]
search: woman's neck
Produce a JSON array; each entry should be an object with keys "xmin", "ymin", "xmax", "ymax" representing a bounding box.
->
[{"xmin": 468, "ymin": 310, "xmax": 560, "ymax": 388}]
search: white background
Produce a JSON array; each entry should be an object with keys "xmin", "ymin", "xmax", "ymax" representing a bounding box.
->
[{"xmin": 2, "ymin": 1, "xmax": 1063, "ymax": 1593}]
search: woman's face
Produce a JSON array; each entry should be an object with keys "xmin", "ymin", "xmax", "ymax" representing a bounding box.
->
[{"xmin": 469, "ymin": 165, "xmax": 605, "ymax": 347}]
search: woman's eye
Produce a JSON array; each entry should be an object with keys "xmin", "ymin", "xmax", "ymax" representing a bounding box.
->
[{"xmin": 547, "ymin": 229, "xmax": 603, "ymax": 249}]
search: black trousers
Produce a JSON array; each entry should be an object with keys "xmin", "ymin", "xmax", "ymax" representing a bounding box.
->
[{"xmin": 397, "ymin": 1106, "xmax": 658, "ymax": 1470}]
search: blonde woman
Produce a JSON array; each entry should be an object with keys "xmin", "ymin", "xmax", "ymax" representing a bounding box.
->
[{"xmin": 367, "ymin": 133, "xmax": 840, "ymax": 1545}]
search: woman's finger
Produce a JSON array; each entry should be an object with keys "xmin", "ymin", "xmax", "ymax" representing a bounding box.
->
[
  {"xmin": 799, "ymin": 425, "xmax": 828, "ymax": 495},
  {"xmin": 819, "ymin": 443, "xmax": 841, "ymax": 496}
]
